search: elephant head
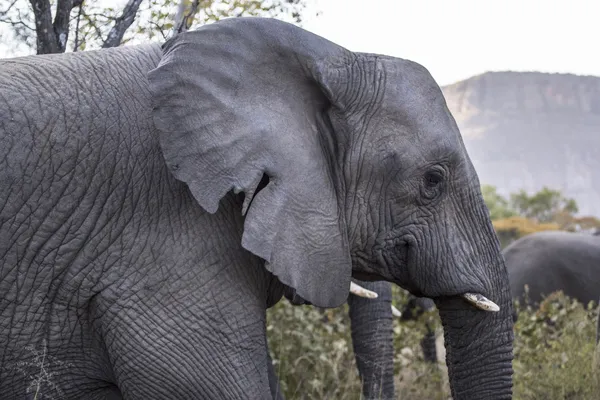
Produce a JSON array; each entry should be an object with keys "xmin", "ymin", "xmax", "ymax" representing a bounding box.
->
[{"xmin": 148, "ymin": 18, "xmax": 513, "ymax": 398}]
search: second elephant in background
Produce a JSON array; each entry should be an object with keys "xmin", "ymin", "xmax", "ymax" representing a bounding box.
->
[
  {"xmin": 504, "ymin": 230, "xmax": 600, "ymax": 306},
  {"xmin": 268, "ymin": 280, "xmax": 397, "ymax": 400}
]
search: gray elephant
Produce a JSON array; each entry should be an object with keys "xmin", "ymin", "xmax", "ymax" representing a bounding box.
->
[
  {"xmin": 267, "ymin": 280, "xmax": 396, "ymax": 400},
  {"xmin": 504, "ymin": 230, "xmax": 600, "ymax": 306},
  {"xmin": 0, "ymin": 17, "xmax": 514, "ymax": 400}
]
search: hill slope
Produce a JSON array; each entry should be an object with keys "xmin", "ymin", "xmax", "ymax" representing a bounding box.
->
[{"xmin": 442, "ymin": 71, "xmax": 600, "ymax": 217}]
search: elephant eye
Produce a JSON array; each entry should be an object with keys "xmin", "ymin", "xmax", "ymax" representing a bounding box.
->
[{"xmin": 424, "ymin": 169, "xmax": 444, "ymax": 188}]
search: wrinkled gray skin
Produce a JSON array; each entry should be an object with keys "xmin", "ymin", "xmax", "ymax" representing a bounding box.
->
[
  {"xmin": 267, "ymin": 280, "xmax": 395, "ymax": 400},
  {"xmin": 504, "ymin": 231, "xmax": 600, "ymax": 306},
  {"xmin": 0, "ymin": 18, "xmax": 513, "ymax": 399}
]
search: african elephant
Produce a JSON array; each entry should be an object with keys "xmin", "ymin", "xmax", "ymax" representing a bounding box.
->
[
  {"xmin": 267, "ymin": 280, "xmax": 397, "ymax": 400},
  {"xmin": 504, "ymin": 230, "xmax": 600, "ymax": 306},
  {"xmin": 0, "ymin": 17, "xmax": 514, "ymax": 399}
]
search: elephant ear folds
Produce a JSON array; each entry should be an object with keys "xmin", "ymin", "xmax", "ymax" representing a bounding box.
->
[{"xmin": 147, "ymin": 18, "xmax": 353, "ymax": 308}]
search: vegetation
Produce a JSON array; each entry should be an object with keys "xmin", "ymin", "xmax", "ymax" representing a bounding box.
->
[
  {"xmin": 509, "ymin": 187, "xmax": 578, "ymax": 224},
  {"xmin": 483, "ymin": 185, "xmax": 600, "ymax": 247},
  {"xmin": 267, "ymin": 289, "xmax": 599, "ymax": 400},
  {"xmin": 0, "ymin": 0, "xmax": 312, "ymax": 55}
]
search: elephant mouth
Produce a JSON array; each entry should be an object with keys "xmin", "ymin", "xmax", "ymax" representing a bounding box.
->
[
  {"xmin": 354, "ymin": 239, "xmax": 501, "ymax": 313},
  {"xmin": 351, "ymin": 273, "xmax": 500, "ymax": 313},
  {"xmin": 351, "ymin": 270, "xmax": 384, "ymax": 282},
  {"xmin": 350, "ymin": 278, "xmax": 501, "ymax": 313}
]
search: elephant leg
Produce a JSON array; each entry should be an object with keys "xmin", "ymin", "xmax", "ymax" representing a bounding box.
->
[
  {"xmin": 266, "ymin": 347, "xmax": 285, "ymax": 400},
  {"xmin": 421, "ymin": 323, "xmax": 438, "ymax": 363},
  {"xmin": 347, "ymin": 280, "xmax": 395, "ymax": 400},
  {"xmin": 401, "ymin": 295, "xmax": 438, "ymax": 364},
  {"xmin": 94, "ymin": 277, "xmax": 273, "ymax": 400},
  {"xmin": 400, "ymin": 295, "xmax": 436, "ymax": 321}
]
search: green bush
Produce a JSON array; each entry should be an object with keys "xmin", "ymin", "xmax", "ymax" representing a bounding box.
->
[
  {"xmin": 267, "ymin": 289, "xmax": 599, "ymax": 399},
  {"xmin": 513, "ymin": 291, "xmax": 599, "ymax": 399}
]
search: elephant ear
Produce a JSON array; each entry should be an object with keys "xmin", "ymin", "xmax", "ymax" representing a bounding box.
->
[{"xmin": 148, "ymin": 18, "xmax": 354, "ymax": 308}]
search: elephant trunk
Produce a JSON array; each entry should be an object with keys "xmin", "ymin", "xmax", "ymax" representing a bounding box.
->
[
  {"xmin": 436, "ymin": 259, "xmax": 514, "ymax": 399},
  {"xmin": 348, "ymin": 280, "xmax": 395, "ymax": 400}
]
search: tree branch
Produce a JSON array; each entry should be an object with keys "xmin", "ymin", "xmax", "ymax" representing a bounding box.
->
[
  {"xmin": 73, "ymin": 1, "xmax": 83, "ymax": 51},
  {"xmin": 0, "ymin": 0, "xmax": 19, "ymax": 17},
  {"xmin": 101, "ymin": 0, "xmax": 143, "ymax": 48},
  {"xmin": 171, "ymin": 0, "xmax": 200, "ymax": 37},
  {"xmin": 81, "ymin": 9, "xmax": 105, "ymax": 43}
]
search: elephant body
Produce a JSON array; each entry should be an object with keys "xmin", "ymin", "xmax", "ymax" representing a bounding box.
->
[
  {"xmin": 503, "ymin": 231, "xmax": 600, "ymax": 306},
  {"xmin": 1, "ymin": 18, "xmax": 514, "ymax": 399},
  {"xmin": 1, "ymin": 43, "xmax": 283, "ymax": 399}
]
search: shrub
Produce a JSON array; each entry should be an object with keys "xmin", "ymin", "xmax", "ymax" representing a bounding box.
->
[
  {"xmin": 267, "ymin": 289, "xmax": 599, "ymax": 399},
  {"xmin": 513, "ymin": 291, "xmax": 599, "ymax": 399}
]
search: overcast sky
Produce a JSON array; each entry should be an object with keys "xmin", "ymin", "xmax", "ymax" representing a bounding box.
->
[
  {"xmin": 1, "ymin": 0, "xmax": 598, "ymax": 86},
  {"xmin": 303, "ymin": 0, "xmax": 599, "ymax": 85}
]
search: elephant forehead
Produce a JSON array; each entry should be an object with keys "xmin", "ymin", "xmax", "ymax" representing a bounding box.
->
[
  {"xmin": 365, "ymin": 108, "xmax": 463, "ymax": 165},
  {"xmin": 365, "ymin": 59, "xmax": 459, "ymax": 143},
  {"xmin": 378, "ymin": 58, "xmax": 446, "ymax": 111}
]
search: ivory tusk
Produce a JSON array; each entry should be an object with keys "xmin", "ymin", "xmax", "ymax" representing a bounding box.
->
[
  {"xmin": 391, "ymin": 305, "xmax": 402, "ymax": 317},
  {"xmin": 349, "ymin": 282, "xmax": 379, "ymax": 299},
  {"xmin": 462, "ymin": 292, "xmax": 500, "ymax": 312}
]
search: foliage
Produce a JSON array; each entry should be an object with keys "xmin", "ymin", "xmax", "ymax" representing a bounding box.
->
[
  {"xmin": 0, "ymin": 0, "xmax": 312, "ymax": 55},
  {"xmin": 509, "ymin": 186, "xmax": 578, "ymax": 224},
  {"xmin": 482, "ymin": 184, "xmax": 516, "ymax": 220},
  {"xmin": 512, "ymin": 291, "xmax": 600, "ymax": 400},
  {"xmin": 267, "ymin": 286, "xmax": 447, "ymax": 400},
  {"xmin": 552, "ymin": 211, "xmax": 600, "ymax": 233},
  {"xmin": 481, "ymin": 185, "xmax": 580, "ymax": 225},
  {"xmin": 267, "ymin": 289, "xmax": 599, "ymax": 399},
  {"xmin": 480, "ymin": 185, "xmax": 593, "ymax": 247}
]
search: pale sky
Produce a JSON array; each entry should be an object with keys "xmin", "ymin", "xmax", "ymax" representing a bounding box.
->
[
  {"xmin": 1, "ymin": 0, "xmax": 598, "ymax": 86},
  {"xmin": 302, "ymin": 0, "xmax": 600, "ymax": 85}
]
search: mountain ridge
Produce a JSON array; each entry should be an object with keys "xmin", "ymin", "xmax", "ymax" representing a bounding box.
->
[{"xmin": 441, "ymin": 70, "xmax": 600, "ymax": 217}]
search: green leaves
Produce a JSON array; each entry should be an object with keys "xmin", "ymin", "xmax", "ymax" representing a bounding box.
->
[
  {"xmin": 510, "ymin": 186, "xmax": 579, "ymax": 224},
  {"xmin": 513, "ymin": 292, "xmax": 599, "ymax": 399},
  {"xmin": 482, "ymin": 184, "xmax": 517, "ymax": 220},
  {"xmin": 482, "ymin": 184, "xmax": 580, "ymax": 224},
  {"xmin": 267, "ymin": 287, "xmax": 600, "ymax": 399},
  {"xmin": 481, "ymin": 184, "xmax": 599, "ymax": 248}
]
